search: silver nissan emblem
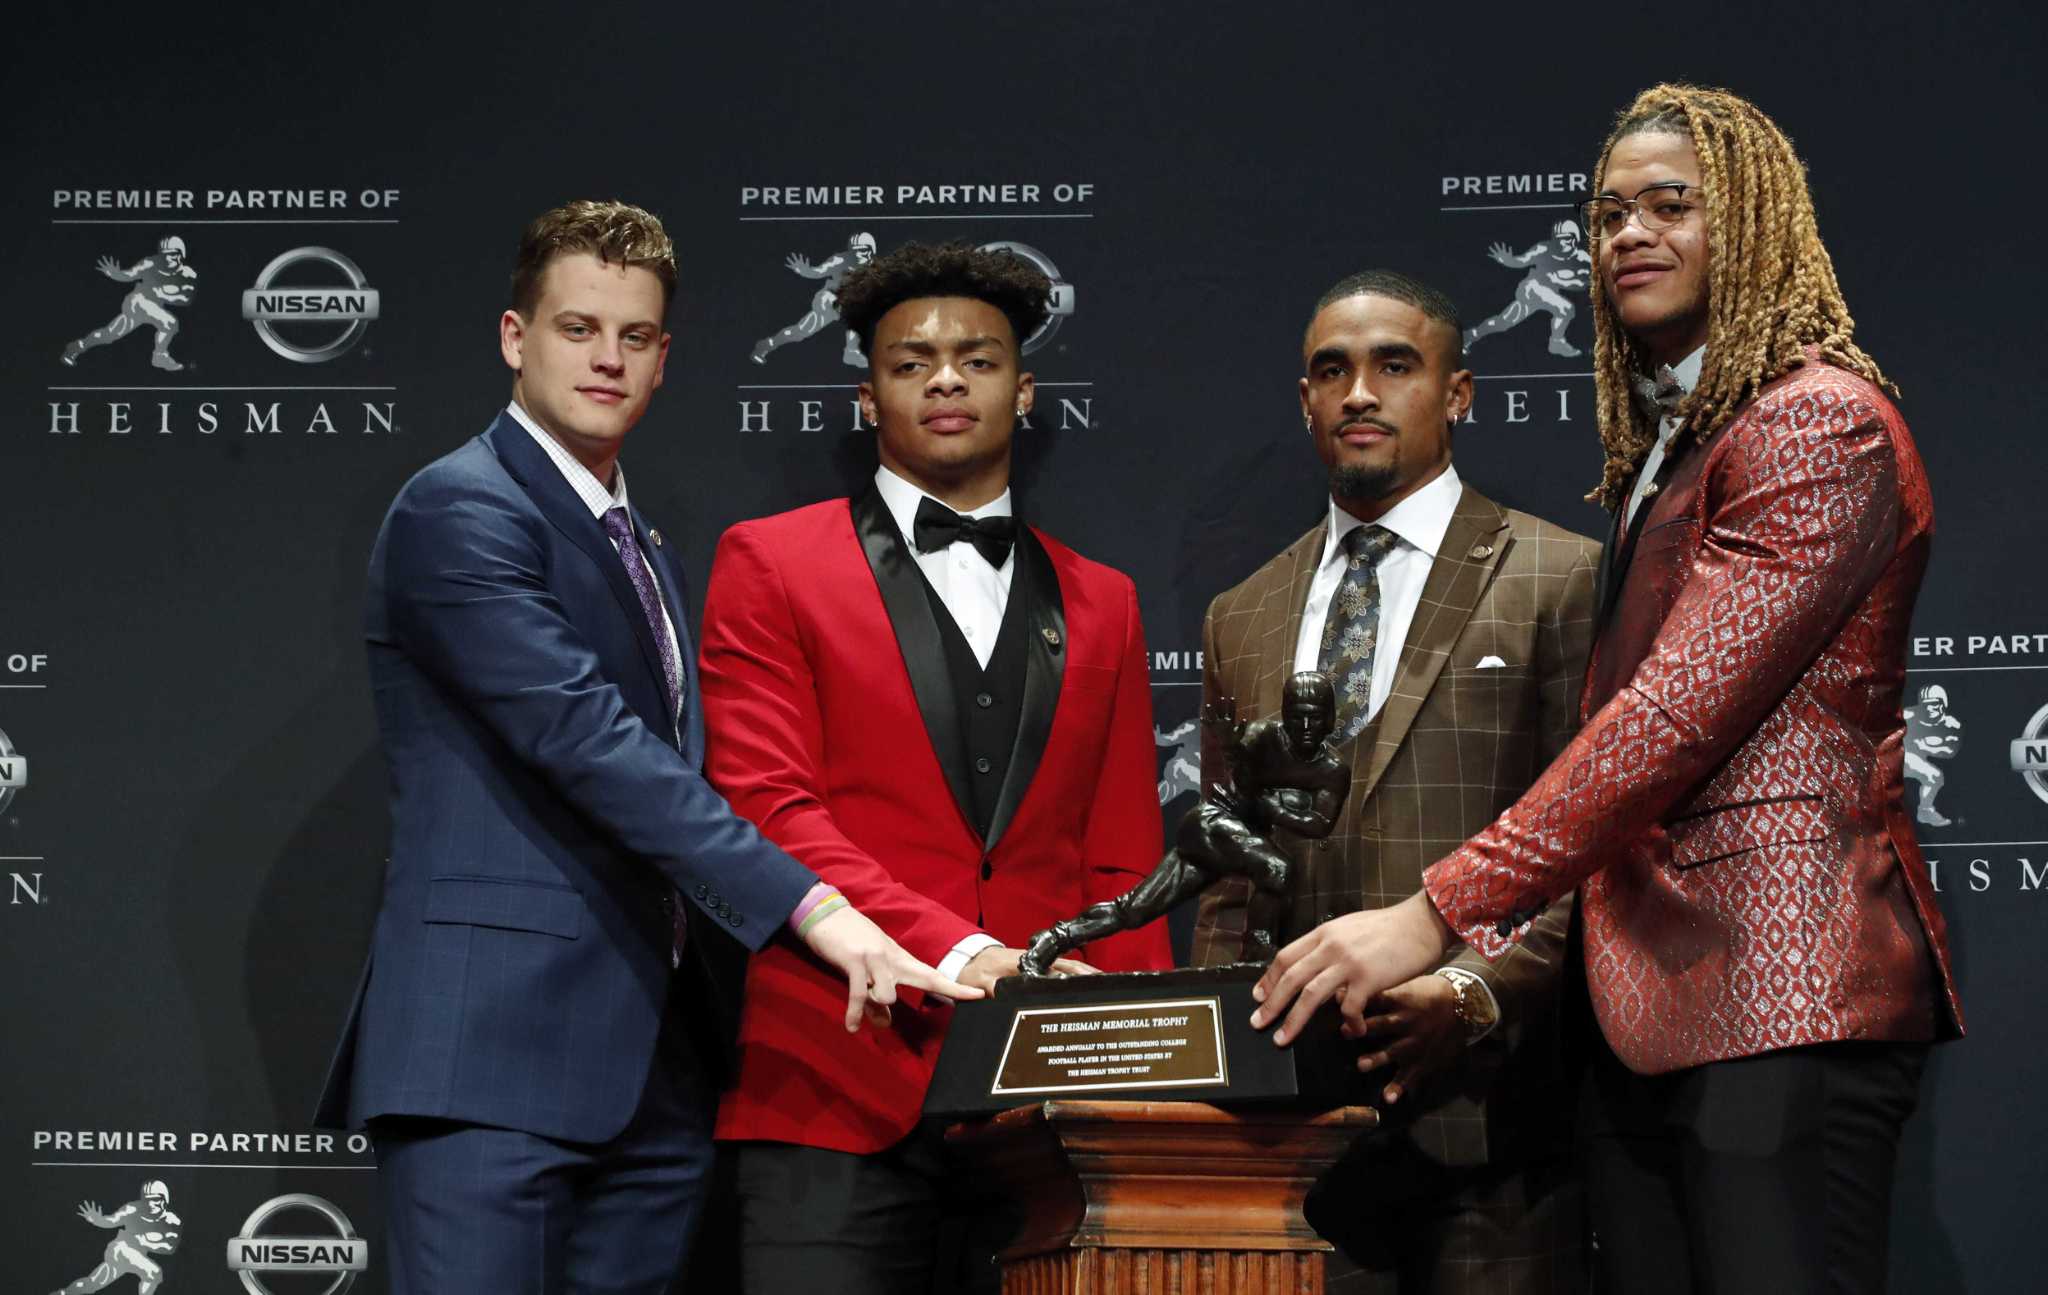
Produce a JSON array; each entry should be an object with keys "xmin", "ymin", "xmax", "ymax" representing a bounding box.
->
[{"xmin": 241, "ymin": 247, "xmax": 380, "ymax": 364}]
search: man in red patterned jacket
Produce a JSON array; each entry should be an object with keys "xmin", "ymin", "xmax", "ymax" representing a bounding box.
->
[{"xmin": 1248, "ymin": 84, "xmax": 1961, "ymax": 1292}]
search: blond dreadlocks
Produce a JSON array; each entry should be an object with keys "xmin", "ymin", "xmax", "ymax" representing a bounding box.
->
[{"xmin": 1586, "ymin": 84, "xmax": 1894, "ymax": 511}]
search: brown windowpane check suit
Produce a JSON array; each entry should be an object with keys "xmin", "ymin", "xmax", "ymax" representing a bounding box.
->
[{"xmin": 1190, "ymin": 483, "xmax": 1599, "ymax": 1292}]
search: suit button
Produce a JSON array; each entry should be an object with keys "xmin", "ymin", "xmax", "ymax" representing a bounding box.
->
[
  {"xmin": 1495, "ymin": 918, "xmax": 1514, "ymax": 938},
  {"xmin": 976, "ymin": 692, "xmax": 993, "ymax": 708},
  {"xmin": 707, "ymin": 890, "xmax": 722, "ymax": 906},
  {"xmin": 1313, "ymin": 840, "xmax": 1330, "ymax": 853},
  {"xmin": 981, "ymin": 860, "xmax": 993, "ymax": 881},
  {"xmin": 694, "ymin": 883, "xmax": 707, "ymax": 898},
  {"xmin": 974, "ymin": 757, "xmax": 992, "ymax": 774},
  {"xmin": 728, "ymin": 914, "xmax": 742, "ymax": 928}
]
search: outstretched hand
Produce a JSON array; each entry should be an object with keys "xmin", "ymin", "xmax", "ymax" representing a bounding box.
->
[
  {"xmin": 798, "ymin": 904, "xmax": 984, "ymax": 1032},
  {"xmin": 1248, "ymin": 890, "xmax": 1453, "ymax": 1045}
]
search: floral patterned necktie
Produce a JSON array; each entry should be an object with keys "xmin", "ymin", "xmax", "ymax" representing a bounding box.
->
[{"xmin": 1317, "ymin": 524, "xmax": 1400, "ymax": 742}]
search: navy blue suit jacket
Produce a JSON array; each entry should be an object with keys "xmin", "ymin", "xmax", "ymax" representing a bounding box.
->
[{"xmin": 317, "ymin": 413, "xmax": 817, "ymax": 1144}]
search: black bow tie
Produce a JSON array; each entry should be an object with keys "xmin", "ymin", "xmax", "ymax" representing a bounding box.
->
[
  {"xmin": 1632, "ymin": 366, "xmax": 1685, "ymax": 420},
  {"xmin": 912, "ymin": 496, "xmax": 1017, "ymax": 569}
]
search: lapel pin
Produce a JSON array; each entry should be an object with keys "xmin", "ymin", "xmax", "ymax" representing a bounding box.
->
[
  {"xmin": 649, "ymin": 528, "xmax": 663, "ymax": 546},
  {"xmin": 1469, "ymin": 542, "xmax": 1494, "ymax": 560},
  {"xmin": 1642, "ymin": 483, "xmax": 1662, "ymax": 499},
  {"xmin": 1041, "ymin": 627, "xmax": 1062, "ymax": 649}
]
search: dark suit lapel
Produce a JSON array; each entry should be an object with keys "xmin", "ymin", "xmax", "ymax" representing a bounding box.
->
[
  {"xmin": 1597, "ymin": 435, "xmax": 1693, "ymax": 624},
  {"xmin": 985, "ymin": 527, "xmax": 1065, "ymax": 851},
  {"xmin": 1593, "ymin": 499, "xmax": 1627, "ymax": 626},
  {"xmin": 1356, "ymin": 486, "xmax": 1511, "ymax": 801},
  {"xmin": 850, "ymin": 486, "xmax": 978, "ymax": 831},
  {"xmin": 486, "ymin": 415, "xmax": 671, "ymax": 709}
]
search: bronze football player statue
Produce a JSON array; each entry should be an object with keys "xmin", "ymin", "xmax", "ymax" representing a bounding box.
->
[{"xmin": 1020, "ymin": 671, "xmax": 1349, "ymax": 973}]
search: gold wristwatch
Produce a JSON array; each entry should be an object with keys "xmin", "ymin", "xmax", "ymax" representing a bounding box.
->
[{"xmin": 1433, "ymin": 967, "xmax": 1498, "ymax": 1043}]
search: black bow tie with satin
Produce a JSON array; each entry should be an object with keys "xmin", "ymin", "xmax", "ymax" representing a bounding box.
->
[
  {"xmin": 1632, "ymin": 365, "xmax": 1686, "ymax": 420},
  {"xmin": 912, "ymin": 496, "xmax": 1017, "ymax": 569}
]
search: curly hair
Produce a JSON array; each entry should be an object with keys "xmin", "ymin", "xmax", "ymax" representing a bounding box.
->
[
  {"xmin": 835, "ymin": 241, "xmax": 1052, "ymax": 360},
  {"xmin": 511, "ymin": 200, "xmax": 676, "ymax": 318},
  {"xmin": 1586, "ymin": 84, "xmax": 1893, "ymax": 511}
]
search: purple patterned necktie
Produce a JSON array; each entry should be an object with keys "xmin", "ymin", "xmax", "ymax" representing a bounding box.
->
[
  {"xmin": 601, "ymin": 507, "xmax": 681, "ymax": 723},
  {"xmin": 601, "ymin": 506, "xmax": 688, "ymax": 966}
]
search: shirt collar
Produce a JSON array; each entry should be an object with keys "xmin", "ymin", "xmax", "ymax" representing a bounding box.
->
[
  {"xmin": 1320, "ymin": 462, "xmax": 1461, "ymax": 570},
  {"xmin": 507, "ymin": 400, "xmax": 628, "ymax": 520},
  {"xmin": 873, "ymin": 464, "xmax": 1013, "ymax": 545},
  {"xmin": 1668, "ymin": 345, "xmax": 1706, "ymax": 394}
]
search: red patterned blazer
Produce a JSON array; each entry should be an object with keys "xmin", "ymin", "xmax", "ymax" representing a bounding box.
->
[{"xmin": 1425, "ymin": 360, "xmax": 1963, "ymax": 1074}]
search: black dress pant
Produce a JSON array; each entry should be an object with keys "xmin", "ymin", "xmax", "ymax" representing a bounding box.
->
[
  {"xmin": 732, "ymin": 1123, "xmax": 1014, "ymax": 1295},
  {"xmin": 1309, "ymin": 1132, "xmax": 1587, "ymax": 1294},
  {"xmin": 1581, "ymin": 1032, "xmax": 1927, "ymax": 1294}
]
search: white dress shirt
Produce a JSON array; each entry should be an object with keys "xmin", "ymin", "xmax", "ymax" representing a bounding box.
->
[
  {"xmin": 873, "ymin": 465, "xmax": 1015, "ymax": 669},
  {"xmin": 874, "ymin": 464, "xmax": 1017, "ymax": 977},
  {"xmin": 507, "ymin": 401, "xmax": 683, "ymax": 737},
  {"xmin": 1623, "ymin": 344, "xmax": 1706, "ymax": 529},
  {"xmin": 1292, "ymin": 463, "xmax": 1464, "ymax": 723}
]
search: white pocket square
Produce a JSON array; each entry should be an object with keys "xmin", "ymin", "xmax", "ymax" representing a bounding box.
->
[{"xmin": 1475, "ymin": 655, "xmax": 1507, "ymax": 669}]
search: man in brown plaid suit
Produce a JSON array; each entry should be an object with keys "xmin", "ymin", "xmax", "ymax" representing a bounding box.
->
[{"xmin": 1190, "ymin": 270, "xmax": 1598, "ymax": 1292}]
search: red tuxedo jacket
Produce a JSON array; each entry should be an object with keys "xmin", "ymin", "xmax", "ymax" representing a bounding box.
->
[
  {"xmin": 702, "ymin": 489, "xmax": 1170, "ymax": 1152},
  {"xmin": 1426, "ymin": 361, "xmax": 1963, "ymax": 1074}
]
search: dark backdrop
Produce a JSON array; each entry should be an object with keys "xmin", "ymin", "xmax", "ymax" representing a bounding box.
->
[{"xmin": 4, "ymin": 3, "xmax": 2039, "ymax": 1289}]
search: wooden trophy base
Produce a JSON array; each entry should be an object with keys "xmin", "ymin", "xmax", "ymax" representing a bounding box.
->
[{"xmin": 949, "ymin": 1099, "xmax": 1377, "ymax": 1295}]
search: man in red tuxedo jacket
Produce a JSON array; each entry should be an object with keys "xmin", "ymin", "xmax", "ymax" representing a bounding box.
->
[
  {"xmin": 701, "ymin": 242, "xmax": 1171, "ymax": 1294},
  {"xmin": 1247, "ymin": 86, "xmax": 1961, "ymax": 1292}
]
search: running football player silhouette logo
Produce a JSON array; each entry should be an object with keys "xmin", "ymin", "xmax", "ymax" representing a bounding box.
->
[
  {"xmin": 1903, "ymin": 684, "xmax": 1963, "ymax": 827},
  {"xmin": 749, "ymin": 231, "xmax": 877, "ymax": 367},
  {"xmin": 50, "ymin": 1181, "xmax": 182, "ymax": 1295},
  {"xmin": 1155, "ymin": 715, "xmax": 1202, "ymax": 806},
  {"xmin": 62, "ymin": 238, "xmax": 199, "ymax": 371},
  {"xmin": 1464, "ymin": 219, "xmax": 1590, "ymax": 358}
]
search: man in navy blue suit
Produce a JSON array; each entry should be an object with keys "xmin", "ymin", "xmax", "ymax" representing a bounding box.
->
[{"xmin": 316, "ymin": 200, "xmax": 977, "ymax": 1295}]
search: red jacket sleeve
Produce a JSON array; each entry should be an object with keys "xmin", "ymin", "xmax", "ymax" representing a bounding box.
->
[{"xmin": 698, "ymin": 521, "xmax": 981, "ymax": 966}]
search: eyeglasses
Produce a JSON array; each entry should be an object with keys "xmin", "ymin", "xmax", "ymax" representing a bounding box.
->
[{"xmin": 1580, "ymin": 183, "xmax": 1705, "ymax": 241}]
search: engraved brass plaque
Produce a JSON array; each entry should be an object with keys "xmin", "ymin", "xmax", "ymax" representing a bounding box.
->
[{"xmin": 991, "ymin": 996, "xmax": 1227, "ymax": 1096}]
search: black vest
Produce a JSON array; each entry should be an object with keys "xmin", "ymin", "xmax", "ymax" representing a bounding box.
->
[{"xmin": 920, "ymin": 556, "xmax": 1036, "ymax": 838}]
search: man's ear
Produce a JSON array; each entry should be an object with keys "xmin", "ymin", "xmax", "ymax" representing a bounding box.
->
[
  {"xmin": 1446, "ymin": 368, "xmax": 1474, "ymax": 425},
  {"xmin": 499, "ymin": 309, "xmax": 526, "ymax": 375},
  {"xmin": 856, "ymin": 380, "xmax": 877, "ymax": 426}
]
